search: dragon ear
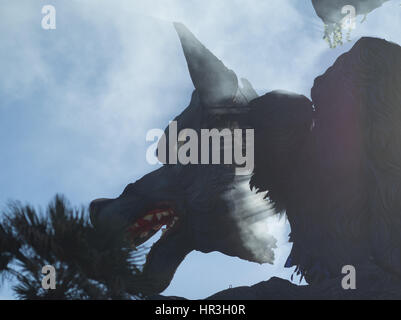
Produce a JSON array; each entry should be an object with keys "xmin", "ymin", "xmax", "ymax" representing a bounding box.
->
[{"xmin": 174, "ymin": 22, "xmax": 241, "ymax": 107}]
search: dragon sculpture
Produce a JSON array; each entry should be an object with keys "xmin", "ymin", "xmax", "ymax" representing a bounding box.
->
[
  {"xmin": 90, "ymin": 23, "xmax": 276, "ymax": 296},
  {"xmin": 90, "ymin": 23, "xmax": 401, "ymax": 299}
]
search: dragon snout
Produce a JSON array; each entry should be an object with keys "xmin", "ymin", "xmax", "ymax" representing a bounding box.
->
[{"xmin": 89, "ymin": 198, "xmax": 114, "ymax": 227}]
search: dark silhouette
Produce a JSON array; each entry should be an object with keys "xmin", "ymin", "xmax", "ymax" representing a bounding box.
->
[
  {"xmin": 91, "ymin": 23, "xmax": 401, "ymax": 299},
  {"xmin": 89, "ymin": 23, "xmax": 274, "ymax": 296},
  {"xmin": 0, "ymin": 196, "xmax": 146, "ymax": 299},
  {"xmin": 209, "ymin": 36, "xmax": 401, "ymax": 299}
]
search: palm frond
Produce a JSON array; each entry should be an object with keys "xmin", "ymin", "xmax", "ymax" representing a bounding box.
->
[{"xmin": 0, "ymin": 195, "xmax": 147, "ymax": 299}]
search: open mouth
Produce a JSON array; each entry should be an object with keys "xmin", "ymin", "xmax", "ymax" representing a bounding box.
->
[{"xmin": 127, "ymin": 205, "xmax": 179, "ymax": 248}]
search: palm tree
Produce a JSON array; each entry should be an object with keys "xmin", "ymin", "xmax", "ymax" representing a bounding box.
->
[{"xmin": 0, "ymin": 195, "xmax": 147, "ymax": 299}]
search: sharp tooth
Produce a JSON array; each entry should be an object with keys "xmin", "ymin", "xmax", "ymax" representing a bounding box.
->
[
  {"xmin": 143, "ymin": 215, "xmax": 153, "ymax": 221},
  {"xmin": 162, "ymin": 211, "xmax": 169, "ymax": 216},
  {"xmin": 157, "ymin": 213, "xmax": 162, "ymax": 220}
]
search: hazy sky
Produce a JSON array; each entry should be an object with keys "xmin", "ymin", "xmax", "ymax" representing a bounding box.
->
[{"xmin": 1, "ymin": 0, "xmax": 400, "ymax": 299}]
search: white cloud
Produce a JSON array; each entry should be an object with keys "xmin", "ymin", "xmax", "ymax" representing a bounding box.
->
[{"xmin": 1, "ymin": 0, "xmax": 400, "ymax": 299}]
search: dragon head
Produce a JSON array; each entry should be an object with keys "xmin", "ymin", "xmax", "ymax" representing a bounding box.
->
[{"xmin": 90, "ymin": 23, "xmax": 278, "ymax": 295}]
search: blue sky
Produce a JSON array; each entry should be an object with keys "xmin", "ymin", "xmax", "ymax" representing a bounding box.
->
[{"xmin": 1, "ymin": 0, "xmax": 400, "ymax": 299}]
